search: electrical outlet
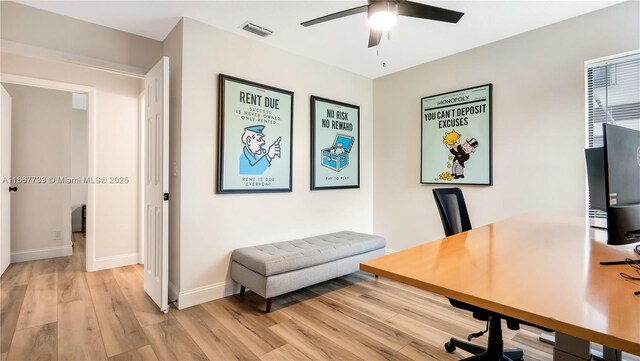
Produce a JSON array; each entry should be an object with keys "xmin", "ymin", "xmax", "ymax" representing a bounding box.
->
[{"xmin": 53, "ymin": 230, "xmax": 62, "ymax": 240}]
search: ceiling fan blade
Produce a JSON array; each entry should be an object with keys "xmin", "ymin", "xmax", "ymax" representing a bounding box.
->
[
  {"xmin": 397, "ymin": 1, "xmax": 464, "ymax": 23},
  {"xmin": 301, "ymin": 5, "xmax": 369, "ymax": 27},
  {"xmin": 368, "ymin": 29, "xmax": 382, "ymax": 48}
]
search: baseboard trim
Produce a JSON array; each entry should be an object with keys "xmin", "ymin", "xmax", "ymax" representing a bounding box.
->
[
  {"xmin": 92, "ymin": 253, "xmax": 138, "ymax": 271},
  {"xmin": 173, "ymin": 256, "xmax": 405, "ymax": 310},
  {"xmin": 11, "ymin": 244, "xmax": 73, "ymax": 263},
  {"xmin": 174, "ymin": 252, "xmax": 400, "ymax": 309},
  {"xmin": 176, "ymin": 281, "xmax": 238, "ymax": 310}
]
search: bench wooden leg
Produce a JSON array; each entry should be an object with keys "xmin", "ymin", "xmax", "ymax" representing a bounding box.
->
[
  {"xmin": 240, "ymin": 285, "xmax": 246, "ymax": 295},
  {"xmin": 265, "ymin": 298, "xmax": 272, "ymax": 313}
]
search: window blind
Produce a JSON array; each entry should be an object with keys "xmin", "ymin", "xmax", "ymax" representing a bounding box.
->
[{"xmin": 586, "ymin": 52, "xmax": 640, "ymax": 219}]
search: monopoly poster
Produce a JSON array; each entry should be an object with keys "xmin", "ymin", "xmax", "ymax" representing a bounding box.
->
[
  {"xmin": 421, "ymin": 84, "xmax": 492, "ymax": 185},
  {"xmin": 311, "ymin": 96, "xmax": 360, "ymax": 190},
  {"xmin": 217, "ymin": 74, "xmax": 293, "ymax": 193}
]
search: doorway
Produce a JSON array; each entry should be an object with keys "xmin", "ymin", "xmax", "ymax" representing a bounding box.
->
[
  {"xmin": 1, "ymin": 58, "xmax": 168, "ymax": 312},
  {"xmin": 0, "ymin": 74, "xmax": 96, "ymax": 272},
  {"xmin": 2, "ymin": 83, "xmax": 88, "ymax": 267}
]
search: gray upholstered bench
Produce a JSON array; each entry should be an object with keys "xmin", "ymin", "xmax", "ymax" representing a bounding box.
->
[{"xmin": 231, "ymin": 231, "xmax": 386, "ymax": 312}]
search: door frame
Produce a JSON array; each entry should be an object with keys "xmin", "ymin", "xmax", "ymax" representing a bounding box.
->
[
  {"xmin": 0, "ymin": 73, "xmax": 98, "ymax": 271},
  {"xmin": 1, "ymin": 85, "xmax": 12, "ymax": 275},
  {"xmin": 138, "ymin": 91, "xmax": 145, "ymax": 265}
]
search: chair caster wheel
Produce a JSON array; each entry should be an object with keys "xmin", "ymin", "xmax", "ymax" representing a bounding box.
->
[{"xmin": 444, "ymin": 342, "xmax": 456, "ymax": 353}]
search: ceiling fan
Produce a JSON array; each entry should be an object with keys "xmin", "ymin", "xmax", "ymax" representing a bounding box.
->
[{"xmin": 301, "ymin": 0, "xmax": 464, "ymax": 48}]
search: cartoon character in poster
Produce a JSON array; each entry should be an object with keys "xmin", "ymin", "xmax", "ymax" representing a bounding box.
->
[
  {"xmin": 448, "ymin": 137, "xmax": 479, "ymax": 179},
  {"xmin": 239, "ymin": 125, "xmax": 281, "ymax": 175},
  {"xmin": 438, "ymin": 130, "xmax": 460, "ymax": 181},
  {"xmin": 439, "ymin": 130, "xmax": 479, "ymax": 180}
]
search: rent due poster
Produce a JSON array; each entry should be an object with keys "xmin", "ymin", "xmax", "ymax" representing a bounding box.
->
[
  {"xmin": 217, "ymin": 75, "xmax": 293, "ymax": 193},
  {"xmin": 421, "ymin": 84, "xmax": 492, "ymax": 185},
  {"xmin": 311, "ymin": 96, "xmax": 360, "ymax": 190}
]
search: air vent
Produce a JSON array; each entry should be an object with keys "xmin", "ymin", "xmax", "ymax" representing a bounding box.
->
[{"xmin": 241, "ymin": 22, "xmax": 273, "ymax": 37}]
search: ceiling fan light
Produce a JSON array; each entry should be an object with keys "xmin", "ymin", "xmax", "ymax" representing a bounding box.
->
[{"xmin": 369, "ymin": 10, "xmax": 397, "ymax": 31}]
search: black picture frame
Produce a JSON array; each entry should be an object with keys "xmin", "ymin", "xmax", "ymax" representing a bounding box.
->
[
  {"xmin": 310, "ymin": 96, "xmax": 360, "ymax": 190},
  {"xmin": 420, "ymin": 84, "xmax": 493, "ymax": 186},
  {"xmin": 217, "ymin": 74, "xmax": 294, "ymax": 193}
]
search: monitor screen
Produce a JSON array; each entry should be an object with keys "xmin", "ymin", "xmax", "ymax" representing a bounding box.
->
[
  {"xmin": 602, "ymin": 123, "xmax": 640, "ymax": 246},
  {"xmin": 603, "ymin": 123, "xmax": 640, "ymax": 207},
  {"xmin": 585, "ymin": 147, "xmax": 606, "ymax": 211}
]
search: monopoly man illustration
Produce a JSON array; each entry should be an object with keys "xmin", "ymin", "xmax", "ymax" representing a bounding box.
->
[{"xmin": 239, "ymin": 125, "xmax": 281, "ymax": 175}]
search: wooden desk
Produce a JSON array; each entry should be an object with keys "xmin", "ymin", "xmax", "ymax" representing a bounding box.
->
[{"xmin": 360, "ymin": 215, "xmax": 640, "ymax": 356}]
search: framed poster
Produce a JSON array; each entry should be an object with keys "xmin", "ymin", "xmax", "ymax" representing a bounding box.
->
[
  {"xmin": 421, "ymin": 84, "xmax": 492, "ymax": 185},
  {"xmin": 217, "ymin": 74, "xmax": 293, "ymax": 193},
  {"xmin": 311, "ymin": 96, "xmax": 360, "ymax": 190}
]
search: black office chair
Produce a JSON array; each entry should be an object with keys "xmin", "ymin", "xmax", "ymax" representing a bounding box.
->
[{"xmin": 433, "ymin": 188, "xmax": 550, "ymax": 361}]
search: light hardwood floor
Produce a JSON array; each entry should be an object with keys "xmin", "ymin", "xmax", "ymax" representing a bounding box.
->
[{"xmin": 0, "ymin": 234, "xmax": 635, "ymax": 361}]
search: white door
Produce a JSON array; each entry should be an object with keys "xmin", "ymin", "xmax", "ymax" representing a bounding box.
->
[
  {"xmin": 143, "ymin": 57, "xmax": 169, "ymax": 312},
  {"xmin": 0, "ymin": 86, "xmax": 12, "ymax": 276}
]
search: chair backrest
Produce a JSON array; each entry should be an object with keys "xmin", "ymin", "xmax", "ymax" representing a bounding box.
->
[{"xmin": 432, "ymin": 188, "xmax": 472, "ymax": 236}]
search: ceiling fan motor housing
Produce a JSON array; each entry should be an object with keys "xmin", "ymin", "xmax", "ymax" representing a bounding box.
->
[
  {"xmin": 368, "ymin": 1, "xmax": 399, "ymax": 18},
  {"xmin": 368, "ymin": 1, "xmax": 399, "ymax": 31}
]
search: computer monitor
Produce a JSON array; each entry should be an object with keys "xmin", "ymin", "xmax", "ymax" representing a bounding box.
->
[
  {"xmin": 585, "ymin": 123, "xmax": 640, "ymax": 246},
  {"xmin": 585, "ymin": 147, "xmax": 606, "ymax": 212}
]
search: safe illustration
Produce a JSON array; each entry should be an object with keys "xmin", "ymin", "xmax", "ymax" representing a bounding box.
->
[{"xmin": 321, "ymin": 134, "xmax": 355, "ymax": 172}]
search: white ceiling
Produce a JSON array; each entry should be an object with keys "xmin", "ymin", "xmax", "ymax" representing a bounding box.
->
[{"xmin": 20, "ymin": 0, "xmax": 623, "ymax": 79}]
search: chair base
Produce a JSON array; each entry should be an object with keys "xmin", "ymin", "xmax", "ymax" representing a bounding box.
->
[{"xmin": 444, "ymin": 316, "xmax": 524, "ymax": 361}]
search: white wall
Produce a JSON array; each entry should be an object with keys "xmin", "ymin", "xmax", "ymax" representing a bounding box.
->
[
  {"xmin": 174, "ymin": 18, "xmax": 374, "ymax": 306},
  {"xmin": 372, "ymin": 1, "xmax": 640, "ymax": 251},
  {"xmin": 70, "ymin": 108, "xmax": 87, "ymax": 232},
  {"xmin": 4, "ymin": 84, "xmax": 72, "ymax": 259},
  {"xmin": 0, "ymin": 1, "xmax": 163, "ymax": 73}
]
